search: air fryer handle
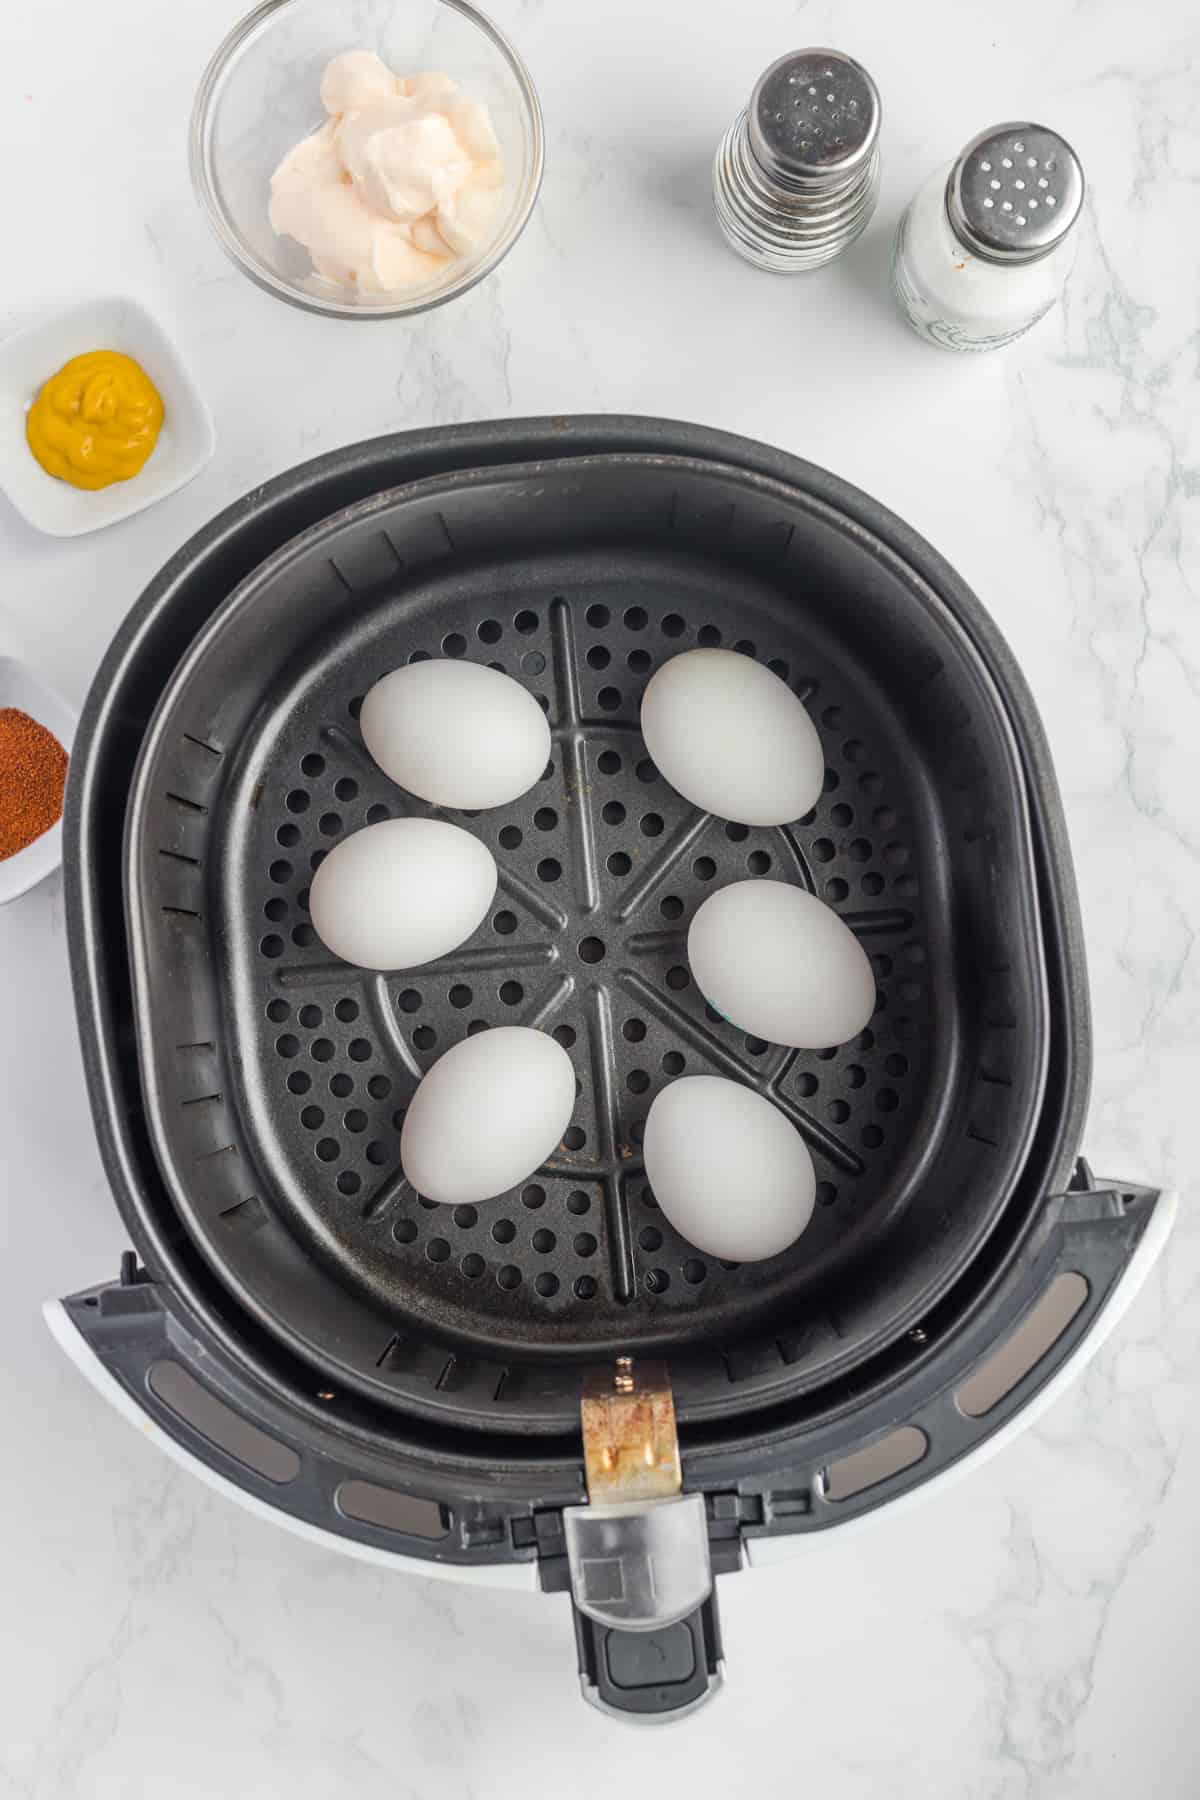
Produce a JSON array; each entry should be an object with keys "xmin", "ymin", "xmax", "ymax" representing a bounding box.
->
[{"xmin": 572, "ymin": 1591, "xmax": 725, "ymax": 1720}]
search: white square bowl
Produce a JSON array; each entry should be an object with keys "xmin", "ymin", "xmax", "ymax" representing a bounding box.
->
[
  {"xmin": 0, "ymin": 656, "xmax": 77, "ymax": 903},
  {"xmin": 0, "ymin": 296, "xmax": 215, "ymax": 537}
]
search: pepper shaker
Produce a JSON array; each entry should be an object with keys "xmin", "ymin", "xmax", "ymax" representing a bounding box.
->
[
  {"xmin": 891, "ymin": 123, "xmax": 1085, "ymax": 350},
  {"xmin": 713, "ymin": 49, "xmax": 882, "ymax": 272}
]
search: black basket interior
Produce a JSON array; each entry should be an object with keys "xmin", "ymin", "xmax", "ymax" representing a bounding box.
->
[{"xmin": 123, "ymin": 455, "xmax": 1050, "ymax": 1434}]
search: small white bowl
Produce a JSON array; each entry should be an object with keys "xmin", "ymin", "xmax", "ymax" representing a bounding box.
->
[
  {"xmin": 0, "ymin": 296, "xmax": 216, "ymax": 537},
  {"xmin": 0, "ymin": 657, "xmax": 77, "ymax": 904}
]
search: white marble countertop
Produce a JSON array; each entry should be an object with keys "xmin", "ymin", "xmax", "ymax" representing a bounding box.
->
[{"xmin": 1, "ymin": 0, "xmax": 1197, "ymax": 1792}]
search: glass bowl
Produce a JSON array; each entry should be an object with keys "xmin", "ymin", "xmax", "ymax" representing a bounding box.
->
[{"xmin": 189, "ymin": 0, "xmax": 544, "ymax": 319}]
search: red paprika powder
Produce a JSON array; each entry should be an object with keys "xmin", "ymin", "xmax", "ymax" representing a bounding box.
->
[{"xmin": 0, "ymin": 707, "xmax": 68, "ymax": 860}]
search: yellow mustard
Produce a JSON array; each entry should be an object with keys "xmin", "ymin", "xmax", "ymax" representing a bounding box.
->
[{"xmin": 26, "ymin": 350, "xmax": 164, "ymax": 490}]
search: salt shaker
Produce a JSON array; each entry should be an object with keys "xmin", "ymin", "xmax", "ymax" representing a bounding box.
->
[
  {"xmin": 891, "ymin": 123, "xmax": 1085, "ymax": 350},
  {"xmin": 713, "ymin": 49, "xmax": 882, "ymax": 272}
]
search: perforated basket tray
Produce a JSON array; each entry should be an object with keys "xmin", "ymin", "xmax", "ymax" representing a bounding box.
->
[{"xmin": 123, "ymin": 452, "xmax": 1050, "ymax": 1434}]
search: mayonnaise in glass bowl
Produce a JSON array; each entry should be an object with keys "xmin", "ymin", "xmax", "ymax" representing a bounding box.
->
[{"xmin": 190, "ymin": 0, "xmax": 544, "ymax": 319}]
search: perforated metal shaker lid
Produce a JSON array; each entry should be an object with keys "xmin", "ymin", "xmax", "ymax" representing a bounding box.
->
[
  {"xmin": 946, "ymin": 123, "xmax": 1084, "ymax": 263},
  {"xmin": 748, "ymin": 48, "xmax": 881, "ymax": 184}
]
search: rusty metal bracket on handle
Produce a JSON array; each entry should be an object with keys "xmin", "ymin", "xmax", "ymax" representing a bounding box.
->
[
  {"xmin": 565, "ymin": 1358, "xmax": 713, "ymax": 1635},
  {"xmin": 580, "ymin": 1357, "xmax": 682, "ymax": 1504}
]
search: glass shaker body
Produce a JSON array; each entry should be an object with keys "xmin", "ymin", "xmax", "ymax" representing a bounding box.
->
[{"xmin": 892, "ymin": 125, "xmax": 1084, "ymax": 351}]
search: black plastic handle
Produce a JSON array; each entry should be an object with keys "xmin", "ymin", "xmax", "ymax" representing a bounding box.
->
[{"xmin": 573, "ymin": 1592, "xmax": 725, "ymax": 1721}]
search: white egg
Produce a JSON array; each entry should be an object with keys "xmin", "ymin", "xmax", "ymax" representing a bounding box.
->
[
  {"xmin": 644, "ymin": 1076, "xmax": 815, "ymax": 1262},
  {"xmin": 639, "ymin": 648, "xmax": 823, "ymax": 825},
  {"xmin": 361, "ymin": 658, "xmax": 551, "ymax": 810},
  {"xmin": 688, "ymin": 880, "xmax": 875, "ymax": 1049},
  {"xmin": 401, "ymin": 1026, "xmax": 576, "ymax": 1204},
  {"xmin": 309, "ymin": 817, "xmax": 495, "ymax": 971}
]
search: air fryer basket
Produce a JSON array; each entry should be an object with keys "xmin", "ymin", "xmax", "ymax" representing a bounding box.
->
[
  {"xmin": 123, "ymin": 453, "xmax": 1050, "ymax": 1435},
  {"xmin": 58, "ymin": 418, "xmax": 1172, "ymax": 1720},
  {"xmin": 60, "ymin": 416, "xmax": 1114, "ymax": 1490}
]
